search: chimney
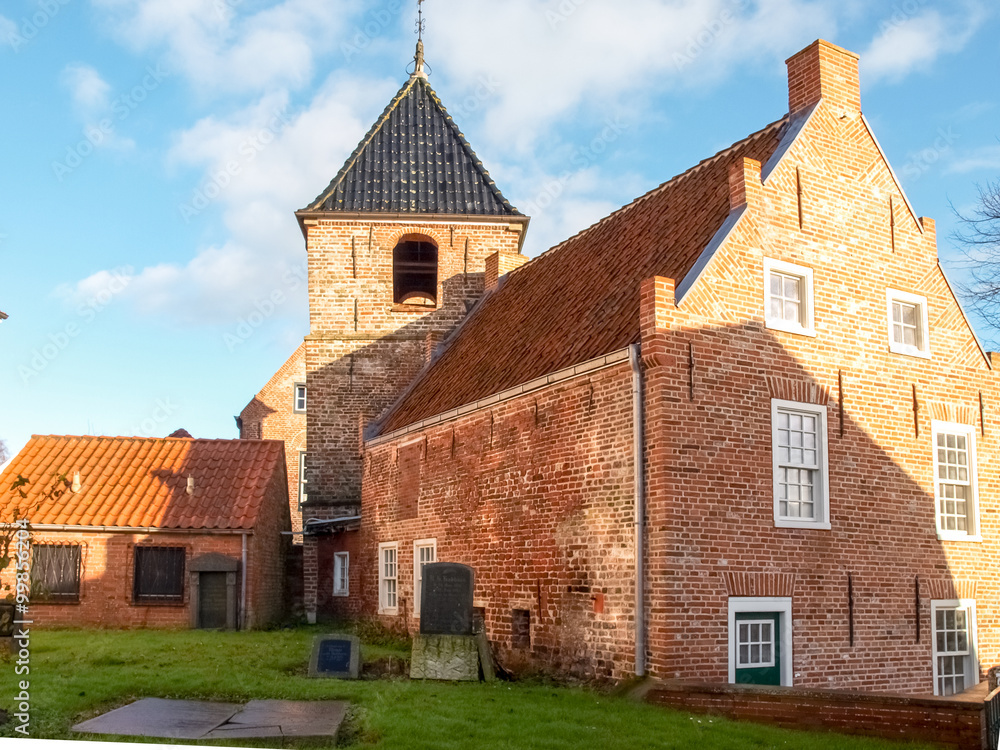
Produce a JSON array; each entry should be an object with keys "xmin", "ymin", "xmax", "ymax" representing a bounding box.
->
[
  {"xmin": 485, "ymin": 251, "xmax": 529, "ymax": 292},
  {"xmin": 71, "ymin": 471, "xmax": 81, "ymax": 493},
  {"xmin": 786, "ymin": 40, "xmax": 861, "ymax": 117},
  {"xmin": 187, "ymin": 475, "xmax": 195, "ymax": 495}
]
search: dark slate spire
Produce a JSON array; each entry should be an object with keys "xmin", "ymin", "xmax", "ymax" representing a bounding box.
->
[{"xmin": 300, "ymin": 67, "xmax": 522, "ymax": 217}]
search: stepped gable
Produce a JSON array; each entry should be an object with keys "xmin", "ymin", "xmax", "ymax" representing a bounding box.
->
[{"xmin": 377, "ymin": 116, "xmax": 788, "ymax": 434}]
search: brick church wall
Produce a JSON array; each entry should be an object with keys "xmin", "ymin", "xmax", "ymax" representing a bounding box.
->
[{"xmin": 360, "ymin": 362, "xmax": 639, "ymax": 681}]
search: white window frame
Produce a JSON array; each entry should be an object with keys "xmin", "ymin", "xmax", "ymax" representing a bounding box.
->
[
  {"xmin": 763, "ymin": 258, "xmax": 816, "ymax": 337},
  {"xmin": 333, "ymin": 551, "xmax": 349, "ymax": 597},
  {"xmin": 931, "ymin": 599, "xmax": 978, "ymax": 696},
  {"xmin": 378, "ymin": 542, "xmax": 398, "ymax": 615},
  {"xmin": 413, "ymin": 539, "xmax": 437, "ymax": 616},
  {"xmin": 771, "ymin": 399, "xmax": 830, "ymax": 530},
  {"xmin": 931, "ymin": 421, "xmax": 981, "ymax": 542},
  {"xmin": 886, "ymin": 289, "xmax": 931, "ymax": 359},
  {"xmin": 728, "ymin": 597, "xmax": 793, "ymax": 686},
  {"xmin": 294, "ymin": 383, "xmax": 307, "ymax": 413},
  {"xmin": 735, "ymin": 618, "xmax": 777, "ymax": 669},
  {"xmin": 297, "ymin": 452, "xmax": 308, "ymax": 508}
]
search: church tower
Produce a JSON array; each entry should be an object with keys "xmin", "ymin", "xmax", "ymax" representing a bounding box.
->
[{"xmin": 296, "ymin": 34, "xmax": 529, "ymax": 617}]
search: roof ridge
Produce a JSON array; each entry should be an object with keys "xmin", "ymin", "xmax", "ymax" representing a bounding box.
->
[{"xmin": 525, "ymin": 116, "xmax": 789, "ymax": 265}]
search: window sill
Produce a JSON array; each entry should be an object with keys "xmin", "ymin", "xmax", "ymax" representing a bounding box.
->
[
  {"xmin": 888, "ymin": 344, "xmax": 931, "ymax": 360},
  {"xmin": 937, "ymin": 532, "xmax": 981, "ymax": 543},
  {"xmin": 133, "ymin": 600, "xmax": 186, "ymax": 607},
  {"xmin": 775, "ymin": 520, "xmax": 831, "ymax": 530},
  {"xmin": 764, "ymin": 319, "xmax": 816, "ymax": 338},
  {"xmin": 333, "ymin": 591, "xmax": 350, "ymax": 598},
  {"xmin": 31, "ymin": 598, "xmax": 81, "ymax": 605},
  {"xmin": 392, "ymin": 303, "xmax": 436, "ymax": 314},
  {"xmin": 378, "ymin": 608, "xmax": 399, "ymax": 616}
]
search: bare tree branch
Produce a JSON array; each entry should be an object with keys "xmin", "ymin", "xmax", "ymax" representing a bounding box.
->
[{"xmin": 953, "ymin": 179, "xmax": 1000, "ymax": 332}]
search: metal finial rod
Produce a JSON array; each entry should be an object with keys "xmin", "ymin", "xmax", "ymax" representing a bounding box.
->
[{"xmin": 413, "ymin": 0, "xmax": 426, "ymax": 74}]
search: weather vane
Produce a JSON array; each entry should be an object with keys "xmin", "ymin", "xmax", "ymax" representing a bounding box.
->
[{"xmin": 412, "ymin": 0, "xmax": 427, "ymax": 75}]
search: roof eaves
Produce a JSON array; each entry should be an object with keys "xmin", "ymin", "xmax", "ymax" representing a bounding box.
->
[
  {"xmin": 675, "ymin": 203, "xmax": 749, "ymax": 304},
  {"xmin": 936, "ymin": 261, "xmax": 992, "ymax": 370}
]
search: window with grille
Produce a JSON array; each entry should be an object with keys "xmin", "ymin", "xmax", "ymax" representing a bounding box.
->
[
  {"xmin": 294, "ymin": 384, "xmax": 307, "ymax": 413},
  {"xmin": 30, "ymin": 544, "xmax": 81, "ymax": 602},
  {"xmin": 772, "ymin": 400, "xmax": 829, "ymax": 529},
  {"xmin": 763, "ymin": 259, "xmax": 815, "ymax": 336},
  {"xmin": 393, "ymin": 238, "xmax": 438, "ymax": 306},
  {"xmin": 333, "ymin": 552, "xmax": 349, "ymax": 597},
  {"xmin": 413, "ymin": 539, "xmax": 436, "ymax": 615},
  {"xmin": 886, "ymin": 289, "xmax": 930, "ymax": 358},
  {"xmin": 932, "ymin": 601, "xmax": 977, "ymax": 697},
  {"xmin": 737, "ymin": 619, "xmax": 776, "ymax": 668},
  {"xmin": 933, "ymin": 423, "xmax": 978, "ymax": 539},
  {"xmin": 298, "ymin": 452, "xmax": 308, "ymax": 507},
  {"xmin": 378, "ymin": 543, "xmax": 398, "ymax": 614},
  {"xmin": 133, "ymin": 547, "xmax": 185, "ymax": 604}
]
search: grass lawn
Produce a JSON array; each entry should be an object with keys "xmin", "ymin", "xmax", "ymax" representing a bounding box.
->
[{"xmin": 0, "ymin": 626, "xmax": 936, "ymax": 749}]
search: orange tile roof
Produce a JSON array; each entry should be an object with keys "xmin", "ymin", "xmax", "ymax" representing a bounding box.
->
[
  {"xmin": 0, "ymin": 435, "xmax": 287, "ymax": 530},
  {"xmin": 377, "ymin": 117, "xmax": 788, "ymax": 434}
]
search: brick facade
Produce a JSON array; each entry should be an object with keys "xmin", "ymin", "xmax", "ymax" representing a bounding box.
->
[
  {"xmin": 332, "ymin": 40, "xmax": 1000, "ymax": 693},
  {"xmin": 240, "ymin": 342, "xmax": 307, "ymax": 536}
]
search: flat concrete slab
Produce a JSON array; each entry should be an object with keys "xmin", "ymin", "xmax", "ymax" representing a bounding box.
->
[
  {"xmin": 73, "ymin": 698, "xmax": 347, "ymax": 740},
  {"xmin": 72, "ymin": 698, "xmax": 240, "ymax": 739}
]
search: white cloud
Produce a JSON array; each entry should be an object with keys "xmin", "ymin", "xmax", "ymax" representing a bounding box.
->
[
  {"xmin": 61, "ymin": 63, "xmax": 112, "ymax": 113},
  {"xmin": 64, "ymin": 73, "xmax": 395, "ymax": 325},
  {"xmin": 91, "ymin": 0, "xmax": 359, "ymax": 95},
  {"xmin": 860, "ymin": 5, "xmax": 986, "ymax": 84},
  {"xmin": 946, "ymin": 145, "xmax": 1000, "ymax": 175}
]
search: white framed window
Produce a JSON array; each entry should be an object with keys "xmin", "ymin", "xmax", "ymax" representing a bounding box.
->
[
  {"xmin": 294, "ymin": 384, "xmax": 307, "ymax": 413},
  {"xmin": 771, "ymin": 399, "xmax": 830, "ymax": 529},
  {"xmin": 736, "ymin": 619, "xmax": 776, "ymax": 668},
  {"xmin": 931, "ymin": 600, "xmax": 978, "ymax": 696},
  {"xmin": 378, "ymin": 542, "xmax": 398, "ymax": 614},
  {"xmin": 413, "ymin": 539, "xmax": 437, "ymax": 616},
  {"xmin": 298, "ymin": 452, "xmax": 308, "ymax": 507},
  {"xmin": 886, "ymin": 289, "xmax": 930, "ymax": 358},
  {"xmin": 763, "ymin": 258, "xmax": 815, "ymax": 337},
  {"xmin": 728, "ymin": 597, "xmax": 793, "ymax": 686},
  {"xmin": 932, "ymin": 422, "xmax": 980, "ymax": 541},
  {"xmin": 333, "ymin": 551, "xmax": 349, "ymax": 597}
]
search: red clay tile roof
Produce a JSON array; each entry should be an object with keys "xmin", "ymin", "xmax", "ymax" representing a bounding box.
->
[
  {"xmin": 0, "ymin": 435, "xmax": 286, "ymax": 530},
  {"xmin": 377, "ymin": 117, "xmax": 788, "ymax": 434}
]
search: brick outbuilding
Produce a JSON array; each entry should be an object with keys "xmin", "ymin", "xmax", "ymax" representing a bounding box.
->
[
  {"xmin": 256, "ymin": 38, "xmax": 998, "ymax": 695},
  {"xmin": 0, "ymin": 435, "xmax": 290, "ymax": 629}
]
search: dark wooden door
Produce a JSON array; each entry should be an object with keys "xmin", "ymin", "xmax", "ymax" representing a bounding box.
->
[{"xmin": 199, "ymin": 572, "xmax": 228, "ymax": 629}]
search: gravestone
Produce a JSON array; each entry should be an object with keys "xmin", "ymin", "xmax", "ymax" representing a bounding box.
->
[
  {"xmin": 420, "ymin": 562, "xmax": 474, "ymax": 635},
  {"xmin": 308, "ymin": 634, "xmax": 360, "ymax": 679}
]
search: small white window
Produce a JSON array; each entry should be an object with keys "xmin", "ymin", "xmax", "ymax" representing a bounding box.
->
[
  {"xmin": 736, "ymin": 619, "xmax": 775, "ymax": 668},
  {"xmin": 931, "ymin": 600, "xmax": 978, "ymax": 696},
  {"xmin": 378, "ymin": 543, "xmax": 398, "ymax": 614},
  {"xmin": 333, "ymin": 552, "xmax": 349, "ymax": 597},
  {"xmin": 886, "ymin": 289, "xmax": 930, "ymax": 358},
  {"xmin": 932, "ymin": 422, "xmax": 980, "ymax": 541},
  {"xmin": 413, "ymin": 539, "xmax": 437, "ymax": 615},
  {"xmin": 728, "ymin": 597, "xmax": 793, "ymax": 686},
  {"xmin": 771, "ymin": 399, "xmax": 830, "ymax": 529},
  {"xmin": 294, "ymin": 384, "xmax": 307, "ymax": 413},
  {"xmin": 298, "ymin": 452, "xmax": 308, "ymax": 507},
  {"xmin": 763, "ymin": 258, "xmax": 815, "ymax": 337}
]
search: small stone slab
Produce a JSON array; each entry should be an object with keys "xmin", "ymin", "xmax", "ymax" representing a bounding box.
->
[
  {"xmin": 420, "ymin": 563, "xmax": 474, "ymax": 636},
  {"xmin": 72, "ymin": 698, "xmax": 240, "ymax": 739},
  {"xmin": 410, "ymin": 634, "xmax": 479, "ymax": 681},
  {"xmin": 309, "ymin": 634, "xmax": 361, "ymax": 679},
  {"xmin": 204, "ymin": 700, "xmax": 348, "ymax": 739}
]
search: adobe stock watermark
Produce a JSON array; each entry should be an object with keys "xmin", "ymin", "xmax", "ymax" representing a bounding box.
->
[
  {"xmin": 19, "ymin": 266, "xmax": 133, "ymax": 384},
  {"xmin": 12, "ymin": 518, "xmax": 32, "ymax": 736},
  {"xmin": 224, "ymin": 263, "xmax": 307, "ymax": 352},
  {"xmin": 521, "ymin": 115, "xmax": 628, "ymax": 217},
  {"xmin": 672, "ymin": 0, "xmax": 749, "ymax": 71},
  {"xmin": 449, "ymin": 75, "xmax": 500, "ymax": 121},
  {"xmin": 341, "ymin": 1, "xmax": 405, "ymax": 61},
  {"xmin": 877, "ymin": 0, "xmax": 930, "ymax": 35},
  {"xmin": 132, "ymin": 397, "xmax": 180, "ymax": 437},
  {"xmin": 4, "ymin": 0, "xmax": 71, "ymax": 53},
  {"xmin": 52, "ymin": 64, "xmax": 170, "ymax": 182},
  {"xmin": 901, "ymin": 127, "xmax": 959, "ymax": 181},
  {"xmin": 547, "ymin": 0, "xmax": 587, "ymax": 29},
  {"xmin": 178, "ymin": 106, "xmax": 292, "ymax": 222}
]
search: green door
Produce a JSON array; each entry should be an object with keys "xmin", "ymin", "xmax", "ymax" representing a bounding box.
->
[{"xmin": 734, "ymin": 612, "xmax": 781, "ymax": 685}]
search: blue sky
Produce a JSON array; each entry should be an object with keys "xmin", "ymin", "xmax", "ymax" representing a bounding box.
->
[{"xmin": 1, "ymin": 0, "xmax": 998, "ymax": 465}]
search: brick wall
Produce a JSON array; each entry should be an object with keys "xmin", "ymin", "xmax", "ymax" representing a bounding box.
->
[
  {"xmin": 245, "ymin": 455, "xmax": 293, "ymax": 628},
  {"xmin": 637, "ymin": 45, "xmax": 1000, "ymax": 692},
  {"xmin": 240, "ymin": 343, "xmax": 307, "ymax": 535},
  {"xmin": 644, "ymin": 681, "xmax": 985, "ymax": 750},
  {"xmin": 360, "ymin": 362, "xmax": 639, "ymax": 680}
]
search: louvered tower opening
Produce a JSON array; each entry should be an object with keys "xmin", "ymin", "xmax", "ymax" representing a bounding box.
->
[{"xmin": 393, "ymin": 238, "xmax": 438, "ymax": 305}]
